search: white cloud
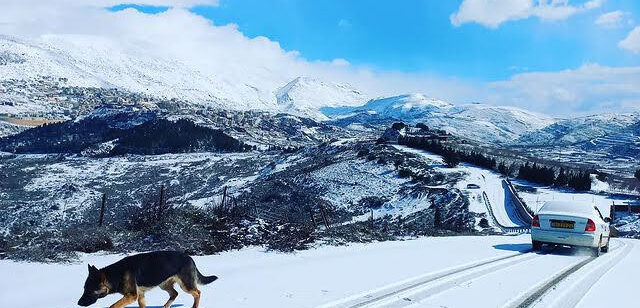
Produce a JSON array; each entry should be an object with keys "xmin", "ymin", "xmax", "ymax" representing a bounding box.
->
[
  {"xmin": 338, "ymin": 19, "xmax": 352, "ymax": 29},
  {"xmin": 595, "ymin": 10, "xmax": 632, "ymax": 28},
  {"xmin": 0, "ymin": 0, "xmax": 480, "ymax": 108},
  {"xmin": 489, "ymin": 63, "xmax": 640, "ymax": 115},
  {"xmin": 451, "ymin": 0, "xmax": 603, "ymax": 28},
  {"xmin": 619, "ymin": 26, "xmax": 640, "ymax": 53},
  {"xmin": 1, "ymin": 0, "xmax": 638, "ymax": 116},
  {"xmin": 92, "ymin": 0, "xmax": 219, "ymax": 8}
]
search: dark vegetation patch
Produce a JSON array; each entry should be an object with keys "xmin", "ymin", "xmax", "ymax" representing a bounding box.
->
[{"xmin": 0, "ymin": 112, "xmax": 251, "ymax": 155}]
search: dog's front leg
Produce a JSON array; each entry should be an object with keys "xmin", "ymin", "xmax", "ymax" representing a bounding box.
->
[{"xmin": 109, "ymin": 294, "xmax": 137, "ymax": 308}]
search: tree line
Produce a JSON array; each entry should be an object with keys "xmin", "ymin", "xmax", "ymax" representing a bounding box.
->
[{"xmin": 398, "ymin": 136, "xmax": 593, "ymax": 191}]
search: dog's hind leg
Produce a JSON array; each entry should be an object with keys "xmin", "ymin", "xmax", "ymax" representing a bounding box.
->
[
  {"xmin": 160, "ymin": 280, "xmax": 179, "ymax": 308},
  {"xmin": 177, "ymin": 278, "xmax": 201, "ymax": 308},
  {"xmin": 187, "ymin": 289, "xmax": 201, "ymax": 308}
]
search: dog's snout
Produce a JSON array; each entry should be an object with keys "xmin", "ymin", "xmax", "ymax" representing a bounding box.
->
[{"xmin": 77, "ymin": 296, "xmax": 93, "ymax": 307}]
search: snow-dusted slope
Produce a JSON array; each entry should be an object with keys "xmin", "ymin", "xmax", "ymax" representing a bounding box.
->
[
  {"xmin": 515, "ymin": 113, "xmax": 640, "ymax": 146},
  {"xmin": 323, "ymin": 95, "xmax": 556, "ymax": 143},
  {"xmin": 276, "ymin": 77, "xmax": 367, "ymax": 120},
  {"xmin": 0, "ymin": 35, "xmax": 367, "ymax": 119},
  {"xmin": 445, "ymin": 103, "xmax": 556, "ymax": 143}
]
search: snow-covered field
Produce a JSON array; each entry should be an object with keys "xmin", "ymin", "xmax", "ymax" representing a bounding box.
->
[{"xmin": 1, "ymin": 235, "xmax": 637, "ymax": 308}]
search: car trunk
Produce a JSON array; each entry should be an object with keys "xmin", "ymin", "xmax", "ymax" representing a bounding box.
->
[{"xmin": 538, "ymin": 214, "xmax": 589, "ymax": 234}]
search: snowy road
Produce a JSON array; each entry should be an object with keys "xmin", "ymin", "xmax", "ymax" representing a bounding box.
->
[
  {"xmin": 317, "ymin": 239, "xmax": 632, "ymax": 308},
  {"xmin": 1, "ymin": 235, "xmax": 637, "ymax": 308}
]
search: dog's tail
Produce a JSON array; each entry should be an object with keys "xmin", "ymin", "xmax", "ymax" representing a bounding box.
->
[{"xmin": 197, "ymin": 269, "xmax": 218, "ymax": 285}]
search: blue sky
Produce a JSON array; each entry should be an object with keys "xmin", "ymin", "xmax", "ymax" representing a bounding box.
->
[
  {"xmin": 97, "ymin": 1, "xmax": 640, "ymax": 114},
  {"xmin": 186, "ymin": 0, "xmax": 640, "ymax": 81},
  {"xmin": 109, "ymin": 0, "xmax": 640, "ymax": 81}
]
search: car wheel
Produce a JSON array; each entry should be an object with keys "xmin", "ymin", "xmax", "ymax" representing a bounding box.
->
[
  {"xmin": 592, "ymin": 237, "xmax": 602, "ymax": 257},
  {"xmin": 532, "ymin": 240, "xmax": 542, "ymax": 251},
  {"xmin": 601, "ymin": 238, "xmax": 609, "ymax": 253}
]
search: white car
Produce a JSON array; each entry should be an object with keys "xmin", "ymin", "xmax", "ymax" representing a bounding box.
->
[{"xmin": 531, "ymin": 201, "xmax": 611, "ymax": 256}]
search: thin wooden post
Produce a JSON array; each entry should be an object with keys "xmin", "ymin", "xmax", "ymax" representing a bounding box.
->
[
  {"xmin": 98, "ymin": 193, "xmax": 106, "ymax": 227},
  {"xmin": 309, "ymin": 206, "xmax": 316, "ymax": 227},
  {"xmin": 158, "ymin": 185, "xmax": 165, "ymax": 218},
  {"xmin": 221, "ymin": 186, "xmax": 228, "ymax": 209},
  {"xmin": 319, "ymin": 203, "xmax": 330, "ymax": 229},
  {"xmin": 370, "ymin": 209, "xmax": 374, "ymax": 229}
]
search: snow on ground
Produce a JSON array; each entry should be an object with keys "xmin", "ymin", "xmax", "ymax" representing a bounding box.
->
[
  {"xmin": 573, "ymin": 238, "xmax": 640, "ymax": 308},
  {"xmin": 311, "ymin": 160, "xmax": 410, "ymax": 209},
  {"xmin": 2, "ymin": 235, "xmax": 638, "ymax": 308}
]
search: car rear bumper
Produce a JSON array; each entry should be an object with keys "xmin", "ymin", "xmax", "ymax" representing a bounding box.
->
[{"xmin": 531, "ymin": 228, "xmax": 599, "ymax": 248}]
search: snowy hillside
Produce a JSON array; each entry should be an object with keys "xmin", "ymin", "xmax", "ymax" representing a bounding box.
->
[
  {"xmin": 0, "ymin": 35, "xmax": 366, "ymax": 119},
  {"xmin": 323, "ymin": 95, "xmax": 555, "ymax": 143},
  {"xmin": 515, "ymin": 113, "xmax": 640, "ymax": 146},
  {"xmin": 322, "ymin": 94, "xmax": 452, "ymax": 120},
  {"xmin": 276, "ymin": 77, "xmax": 367, "ymax": 120}
]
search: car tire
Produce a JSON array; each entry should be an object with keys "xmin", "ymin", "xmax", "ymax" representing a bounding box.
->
[
  {"xmin": 532, "ymin": 240, "xmax": 542, "ymax": 251},
  {"xmin": 601, "ymin": 238, "xmax": 609, "ymax": 253},
  {"xmin": 592, "ymin": 237, "xmax": 602, "ymax": 257}
]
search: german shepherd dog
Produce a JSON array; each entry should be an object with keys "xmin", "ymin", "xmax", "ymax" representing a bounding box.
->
[{"xmin": 77, "ymin": 251, "xmax": 218, "ymax": 308}]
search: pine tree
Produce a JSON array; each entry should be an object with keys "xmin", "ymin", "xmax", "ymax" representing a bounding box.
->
[
  {"xmin": 443, "ymin": 151, "xmax": 460, "ymax": 168},
  {"xmin": 555, "ymin": 168, "xmax": 568, "ymax": 187},
  {"xmin": 434, "ymin": 205, "xmax": 442, "ymax": 229},
  {"xmin": 635, "ymin": 169, "xmax": 640, "ymax": 182}
]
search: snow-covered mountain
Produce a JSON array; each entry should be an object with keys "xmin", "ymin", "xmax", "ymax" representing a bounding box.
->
[
  {"xmin": 514, "ymin": 113, "xmax": 640, "ymax": 146},
  {"xmin": 323, "ymin": 94, "xmax": 556, "ymax": 143},
  {"xmin": 0, "ymin": 35, "xmax": 367, "ymax": 120},
  {"xmin": 322, "ymin": 94, "xmax": 452, "ymax": 120},
  {"xmin": 276, "ymin": 77, "xmax": 367, "ymax": 120}
]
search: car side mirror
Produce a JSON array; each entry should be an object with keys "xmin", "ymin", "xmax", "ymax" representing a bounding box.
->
[{"xmin": 604, "ymin": 217, "xmax": 611, "ymax": 223}]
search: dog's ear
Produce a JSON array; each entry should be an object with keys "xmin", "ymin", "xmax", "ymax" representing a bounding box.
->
[
  {"xmin": 100, "ymin": 271, "xmax": 107, "ymax": 284},
  {"xmin": 88, "ymin": 264, "xmax": 99, "ymax": 274}
]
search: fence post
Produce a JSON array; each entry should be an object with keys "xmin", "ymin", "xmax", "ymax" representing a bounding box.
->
[
  {"xmin": 319, "ymin": 203, "xmax": 330, "ymax": 229},
  {"xmin": 221, "ymin": 186, "xmax": 228, "ymax": 208},
  {"xmin": 98, "ymin": 193, "xmax": 106, "ymax": 227},
  {"xmin": 370, "ymin": 209, "xmax": 374, "ymax": 229},
  {"xmin": 158, "ymin": 185, "xmax": 165, "ymax": 218}
]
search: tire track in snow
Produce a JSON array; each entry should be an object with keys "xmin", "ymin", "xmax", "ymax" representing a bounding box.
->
[
  {"xmin": 315, "ymin": 249, "xmax": 553, "ymax": 308},
  {"xmin": 506, "ymin": 240, "xmax": 630, "ymax": 308},
  {"xmin": 527, "ymin": 240, "xmax": 632, "ymax": 308}
]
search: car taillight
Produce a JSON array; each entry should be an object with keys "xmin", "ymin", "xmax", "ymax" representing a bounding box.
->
[
  {"xmin": 532, "ymin": 215, "xmax": 540, "ymax": 228},
  {"xmin": 585, "ymin": 219, "xmax": 596, "ymax": 232}
]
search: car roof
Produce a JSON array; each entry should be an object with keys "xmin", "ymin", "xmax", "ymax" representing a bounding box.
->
[{"xmin": 538, "ymin": 201, "xmax": 597, "ymax": 217}]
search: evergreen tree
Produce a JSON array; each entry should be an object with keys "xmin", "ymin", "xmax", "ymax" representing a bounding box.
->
[
  {"xmin": 555, "ymin": 168, "xmax": 569, "ymax": 187},
  {"xmin": 433, "ymin": 205, "xmax": 442, "ymax": 229},
  {"xmin": 443, "ymin": 151, "xmax": 460, "ymax": 168},
  {"xmin": 635, "ymin": 169, "xmax": 640, "ymax": 182}
]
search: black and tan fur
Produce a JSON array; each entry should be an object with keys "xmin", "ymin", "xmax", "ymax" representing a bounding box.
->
[{"xmin": 77, "ymin": 251, "xmax": 218, "ymax": 308}]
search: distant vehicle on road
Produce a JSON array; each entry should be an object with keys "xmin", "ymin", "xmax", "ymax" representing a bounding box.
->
[{"xmin": 531, "ymin": 201, "xmax": 611, "ymax": 257}]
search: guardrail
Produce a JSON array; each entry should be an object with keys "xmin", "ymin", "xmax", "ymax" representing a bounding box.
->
[
  {"xmin": 503, "ymin": 179, "xmax": 534, "ymax": 225},
  {"xmin": 481, "ymin": 192, "xmax": 529, "ymax": 234}
]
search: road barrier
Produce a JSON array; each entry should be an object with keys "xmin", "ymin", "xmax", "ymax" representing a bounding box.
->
[
  {"xmin": 482, "ymin": 191, "xmax": 529, "ymax": 234},
  {"xmin": 504, "ymin": 179, "xmax": 534, "ymax": 225}
]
